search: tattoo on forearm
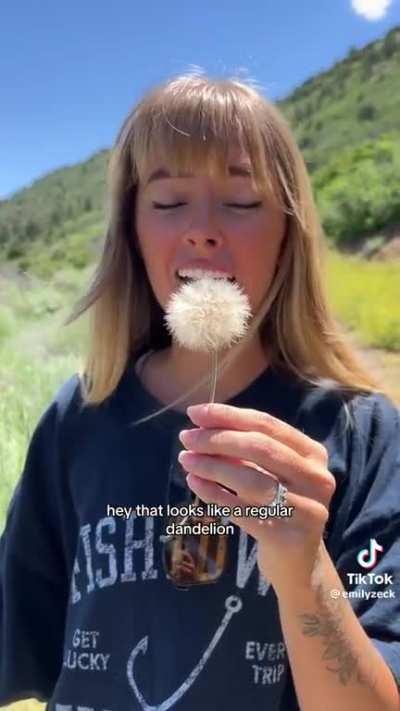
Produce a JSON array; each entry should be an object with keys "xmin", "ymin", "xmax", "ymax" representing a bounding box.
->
[{"xmin": 299, "ymin": 611, "xmax": 372, "ymax": 687}]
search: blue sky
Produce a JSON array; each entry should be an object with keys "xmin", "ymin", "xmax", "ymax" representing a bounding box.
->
[{"xmin": 1, "ymin": 0, "xmax": 399, "ymax": 199}]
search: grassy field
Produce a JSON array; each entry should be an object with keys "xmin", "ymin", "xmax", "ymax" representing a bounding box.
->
[
  {"xmin": 0, "ymin": 248, "xmax": 399, "ymax": 710},
  {"xmin": 325, "ymin": 248, "xmax": 400, "ymax": 350},
  {"xmin": 1, "ymin": 702, "xmax": 44, "ymax": 711}
]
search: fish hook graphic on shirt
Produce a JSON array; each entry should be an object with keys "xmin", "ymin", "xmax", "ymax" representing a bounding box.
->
[
  {"xmin": 70, "ymin": 516, "xmax": 271, "ymax": 602},
  {"xmin": 127, "ymin": 595, "xmax": 243, "ymax": 710}
]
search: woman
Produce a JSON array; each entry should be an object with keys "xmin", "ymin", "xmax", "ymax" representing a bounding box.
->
[{"xmin": 0, "ymin": 73, "xmax": 399, "ymax": 710}]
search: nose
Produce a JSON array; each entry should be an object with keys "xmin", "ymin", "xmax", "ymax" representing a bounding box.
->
[
  {"xmin": 183, "ymin": 206, "xmax": 224, "ymax": 251},
  {"xmin": 186, "ymin": 233, "xmax": 221, "ymax": 250}
]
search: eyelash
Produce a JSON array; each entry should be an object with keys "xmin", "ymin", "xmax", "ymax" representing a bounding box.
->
[{"xmin": 152, "ymin": 201, "xmax": 263, "ymax": 211}]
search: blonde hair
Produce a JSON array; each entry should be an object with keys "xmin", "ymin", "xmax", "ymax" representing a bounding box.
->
[{"xmin": 63, "ymin": 71, "xmax": 392, "ymax": 428}]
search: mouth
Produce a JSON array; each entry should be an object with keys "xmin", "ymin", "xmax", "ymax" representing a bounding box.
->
[{"xmin": 175, "ymin": 270, "xmax": 236, "ymax": 284}]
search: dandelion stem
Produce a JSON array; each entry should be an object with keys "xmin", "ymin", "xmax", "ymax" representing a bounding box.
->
[
  {"xmin": 209, "ymin": 349, "xmax": 218, "ymax": 403},
  {"xmin": 190, "ymin": 349, "xmax": 219, "ymax": 510}
]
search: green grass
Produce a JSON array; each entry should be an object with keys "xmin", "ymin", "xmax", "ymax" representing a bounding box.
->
[
  {"xmin": 0, "ymin": 344, "xmax": 81, "ymax": 528},
  {"xmin": 0, "ymin": 264, "xmax": 90, "ymax": 531},
  {"xmin": 1, "ymin": 700, "xmax": 45, "ymax": 710},
  {"xmin": 325, "ymin": 248, "xmax": 400, "ymax": 349}
]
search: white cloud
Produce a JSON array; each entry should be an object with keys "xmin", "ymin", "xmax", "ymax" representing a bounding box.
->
[{"xmin": 351, "ymin": 0, "xmax": 393, "ymax": 20}]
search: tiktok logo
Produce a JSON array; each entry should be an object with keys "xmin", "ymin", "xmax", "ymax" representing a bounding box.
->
[{"xmin": 357, "ymin": 539, "xmax": 384, "ymax": 569}]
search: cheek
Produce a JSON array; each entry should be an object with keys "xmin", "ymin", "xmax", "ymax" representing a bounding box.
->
[
  {"xmin": 235, "ymin": 224, "xmax": 285, "ymax": 306},
  {"xmin": 134, "ymin": 214, "xmax": 178, "ymax": 309},
  {"xmin": 136, "ymin": 213, "xmax": 173, "ymax": 266},
  {"xmin": 237, "ymin": 227, "xmax": 282, "ymax": 273}
]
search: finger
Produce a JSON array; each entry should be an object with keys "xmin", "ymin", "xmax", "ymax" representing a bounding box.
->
[
  {"xmin": 185, "ymin": 473, "xmax": 327, "ymax": 540},
  {"xmin": 187, "ymin": 402, "xmax": 328, "ymax": 464},
  {"xmin": 179, "ymin": 450, "xmax": 318, "ymax": 504},
  {"xmin": 179, "ymin": 451, "xmax": 279, "ymax": 504},
  {"xmin": 179, "ymin": 429, "xmax": 335, "ymax": 505}
]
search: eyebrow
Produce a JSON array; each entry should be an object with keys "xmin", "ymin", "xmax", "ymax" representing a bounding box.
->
[{"xmin": 146, "ymin": 165, "xmax": 252, "ymax": 185}]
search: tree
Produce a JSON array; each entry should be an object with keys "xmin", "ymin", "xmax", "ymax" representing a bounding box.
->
[
  {"xmin": 381, "ymin": 31, "xmax": 399, "ymax": 59},
  {"xmin": 357, "ymin": 104, "xmax": 376, "ymax": 121}
]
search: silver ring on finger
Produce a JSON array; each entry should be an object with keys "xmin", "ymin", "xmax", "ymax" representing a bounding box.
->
[{"xmin": 268, "ymin": 480, "xmax": 288, "ymax": 508}]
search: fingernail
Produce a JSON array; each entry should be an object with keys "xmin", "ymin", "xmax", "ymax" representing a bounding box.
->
[
  {"xmin": 178, "ymin": 450, "xmax": 196, "ymax": 466},
  {"xmin": 179, "ymin": 429, "xmax": 196, "ymax": 446},
  {"xmin": 187, "ymin": 404, "xmax": 208, "ymax": 417}
]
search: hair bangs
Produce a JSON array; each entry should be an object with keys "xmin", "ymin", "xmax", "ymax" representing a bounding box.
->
[{"xmin": 132, "ymin": 79, "xmax": 280, "ymax": 205}]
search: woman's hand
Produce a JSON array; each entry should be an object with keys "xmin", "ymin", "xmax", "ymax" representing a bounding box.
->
[{"xmin": 178, "ymin": 402, "xmax": 336, "ymax": 596}]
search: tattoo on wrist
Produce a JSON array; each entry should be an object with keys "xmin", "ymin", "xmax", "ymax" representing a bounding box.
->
[{"xmin": 299, "ymin": 611, "xmax": 373, "ymax": 687}]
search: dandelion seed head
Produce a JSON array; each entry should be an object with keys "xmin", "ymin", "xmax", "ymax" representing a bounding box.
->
[{"xmin": 164, "ymin": 277, "xmax": 252, "ymax": 352}]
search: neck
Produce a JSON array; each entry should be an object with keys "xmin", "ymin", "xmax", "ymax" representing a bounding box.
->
[{"xmin": 151, "ymin": 333, "xmax": 270, "ymax": 408}]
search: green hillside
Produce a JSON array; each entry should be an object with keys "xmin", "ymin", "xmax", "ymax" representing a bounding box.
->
[
  {"xmin": 1, "ymin": 25, "xmax": 399, "ymax": 278},
  {"xmin": 279, "ymin": 27, "xmax": 400, "ymax": 170}
]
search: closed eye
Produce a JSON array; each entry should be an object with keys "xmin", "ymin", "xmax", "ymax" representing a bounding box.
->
[{"xmin": 152, "ymin": 201, "xmax": 263, "ymax": 210}]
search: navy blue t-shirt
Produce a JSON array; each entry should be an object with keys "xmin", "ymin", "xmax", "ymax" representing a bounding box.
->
[{"xmin": 0, "ymin": 359, "xmax": 399, "ymax": 710}]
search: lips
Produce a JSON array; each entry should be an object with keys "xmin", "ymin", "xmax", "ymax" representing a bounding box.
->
[{"xmin": 175, "ymin": 260, "xmax": 234, "ymax": 275}]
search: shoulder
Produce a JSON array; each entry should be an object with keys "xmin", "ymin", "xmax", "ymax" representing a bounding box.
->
[
  {"xmin": 348, "ymin": 390, "xmax": 400, "ymax": 432},
  {"xmin": 284, "ymin": 372, "xmax": 355, "ymax": 445},
  {"xmin": 288, "ymin": 367, "xmax": 399, "ymax": 443},
  {"xmin": 328, "ymin": 393, "xmax": 400, "ymax": 551},
  {"xmin": 321, "ymin": 390, "xmax": 399, "ymax": 559},
  {"xmin": 33, "ymin": 372, "xmax": 83, "ymax": 440},
  {"xmin": 52, "ymin": 372, "xmax": 83, "ymax": 420},
  {"xmin": 282, "ymin": 372, "xmax": 399, "ymax": 480},
  {"xmin": 346, "ymin": 391, "xmax": 400, "ymax": 459}
]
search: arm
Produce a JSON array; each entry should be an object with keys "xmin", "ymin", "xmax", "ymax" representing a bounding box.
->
[
  {"xmin": 180, "ymin": 398, "xmax": 400, "ymax": 711},
  {"xmin": 277, "ymin": 541, "xmax": 399, "ymax": 711},
  {"xmin": 0, "ymin": 402, "xmax": 70, "ymax": 705}
]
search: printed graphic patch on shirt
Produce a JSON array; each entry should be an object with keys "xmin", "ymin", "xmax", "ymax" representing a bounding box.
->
[{"xmin": 58, "ymin": 513, "xmax": 288, "ymax": 710}]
